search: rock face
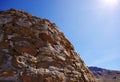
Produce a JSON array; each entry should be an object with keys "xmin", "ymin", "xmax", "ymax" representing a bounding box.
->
[
  {"xmin": 0, "ymin": 9, "xmax": 96, "ymax": 82},
  {"xmin": 89, "ymin": 67, "xmax": 120, "ymax": 82}
]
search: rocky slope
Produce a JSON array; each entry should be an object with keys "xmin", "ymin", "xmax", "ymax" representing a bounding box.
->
[
  {"xmin": 89, "ymin": 67, "xmax": 120, "ymax": 82},
  {"xmin": 0, "ymin": 9, "xmax": 96, "ymax": 82}
]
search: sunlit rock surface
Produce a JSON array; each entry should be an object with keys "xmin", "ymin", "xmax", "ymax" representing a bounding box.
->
[{"xmin": 0, "ymin": 9, "xmax": 96, "ymax": 82}]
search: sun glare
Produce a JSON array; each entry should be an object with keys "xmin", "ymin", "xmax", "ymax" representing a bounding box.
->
[{"xmin": 102, "ymin": 0, "xmax": 118, "ymax": 7}]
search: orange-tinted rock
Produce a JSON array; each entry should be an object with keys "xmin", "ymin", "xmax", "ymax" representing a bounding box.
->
[
  {"xmin": 0, "ymin": 70, "xmax": 16, "ymax": 77},
  {"xmin": 39, "ymin": 33, "xmax": 55, "ymax": 44},
  {"xmin": 0, "ymin": 9, "xmax": 96, "ymax": 82},
  {"xmin": 22, "ymin": 75, "xmax": 31, "ymax": 82},
  {"xmin": 0, "ymin": 40, "xmax": 10, "ymax": 48},
  {"xmin": 15, "ymin": 46, "xmax": 37, "ymax": 56}
]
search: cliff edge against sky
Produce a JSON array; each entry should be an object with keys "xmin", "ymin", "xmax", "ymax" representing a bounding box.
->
[{"xmin": 0, "ymin": 9, "xmax": 96, "ymax": 82}]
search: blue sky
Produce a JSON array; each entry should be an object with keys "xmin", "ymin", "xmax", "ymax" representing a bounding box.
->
[{"xmin": 0, "ymin": 0, "xmax": 120, "ymax": 70}]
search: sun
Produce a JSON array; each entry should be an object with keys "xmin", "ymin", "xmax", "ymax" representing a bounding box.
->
[{"xmin": 102, "ymin": 0, "xmax": 118, "ymax": 7}]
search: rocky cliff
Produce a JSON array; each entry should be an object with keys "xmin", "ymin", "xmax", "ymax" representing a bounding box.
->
[{"xmin": 0, "ymin": 9, "xmax": 96, "ymax": 82}]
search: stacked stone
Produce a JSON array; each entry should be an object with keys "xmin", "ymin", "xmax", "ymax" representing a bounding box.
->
[{"xmin": 0, "ymin": 9, "xmax": 96, "ymax": 82}]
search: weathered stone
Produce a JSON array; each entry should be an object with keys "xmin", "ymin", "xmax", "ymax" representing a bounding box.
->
[
  {"xmin": 0, "ymin": 9, "xmax": 96, "ymax": 82},
  {"xmin": 7, "ymin": 34, "xmax": 17, "ymax": 39},
  {"xmin": 66, "ymin": 65, "xmax": 75, "ymax": 70},
  {"xmin": 69, "ymin": 78, "xmax": 77, "ymax": 82},
  {"xmin": 57, "ymin": 73, "xmax": 65, "ymax": 81},
  {"xmin": 0, "ymin": 40, "xmax": 10, "ymax": 48},
  {"xmin": 15, "ymin": 46, "xmax": 37, "ymax": 56},
  {"xmin": 22, "ymin": 75, "xmax": 31, "ymax": 82},
  {"xmin": 64, "ymin": 67, "xmax": 71, "ymax": 74},
  {"xmin": 45, "ymin": 77, "xmax": 52, "ymax": 82},
  {"xmin": 0, "ymin": 70, "xmax": 16, "ymax": 77},
  {"xmin": 16, "ymin": 18, "xmax": 32, "ymax": 27},
  {"xmin": 37, "ymin": 68, "xmax": 45, "ymax": 76},
  {"xmin": 41, "ymin": 24, "xmax": 49, "ymax": 31},
  {"xmin": 57, "ymin": 55, "xmax": 66, "ymax": 61},
  {"xmin": 0, "ymin": 33, "xmax": 3, "ymax": 42},
  {"xmin": 41, "ymin": 56, "xmax": 54, "ymax": 62},
  {"xmin": 63, "ymin": 50, "xmax": 71, "ymax": 58},
  {"xmin": 0, "ymin": 53, "xmax": 4, "ymax": 63},
  {"xmin": 75, "ymin": 62, "xmax": 81, "ymax": 68},
  {"xmin": 48, "ymin": 66, "xmax": 58, "ymax": 71},
  {"xmin": 11, "ymin": 56, "xmax": 27, "ymax": 68},
  {"xmin": 0, "ymin": 16, "xmax": 13, "ymax": 25}
]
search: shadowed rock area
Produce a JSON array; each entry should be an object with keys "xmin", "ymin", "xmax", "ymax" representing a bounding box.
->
[{"xmin": 0, "ymin": 9, "xmax": 96, "ymax": 82}]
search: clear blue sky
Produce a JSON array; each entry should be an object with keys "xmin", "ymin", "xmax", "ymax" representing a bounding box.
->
[{"xmin": 0, "ymin": 0, "xmax": 120, "ymax": 70}]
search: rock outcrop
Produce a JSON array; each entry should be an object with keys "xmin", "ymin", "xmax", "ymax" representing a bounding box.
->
[{"xmin": 0, "ymin": 9, "xmax": 96, "ymax": 82}]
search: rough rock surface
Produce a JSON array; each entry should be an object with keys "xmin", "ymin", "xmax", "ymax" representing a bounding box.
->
[{"xmin": 0, "ymin": 9, "xmax": 96, "ymax": 82}]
